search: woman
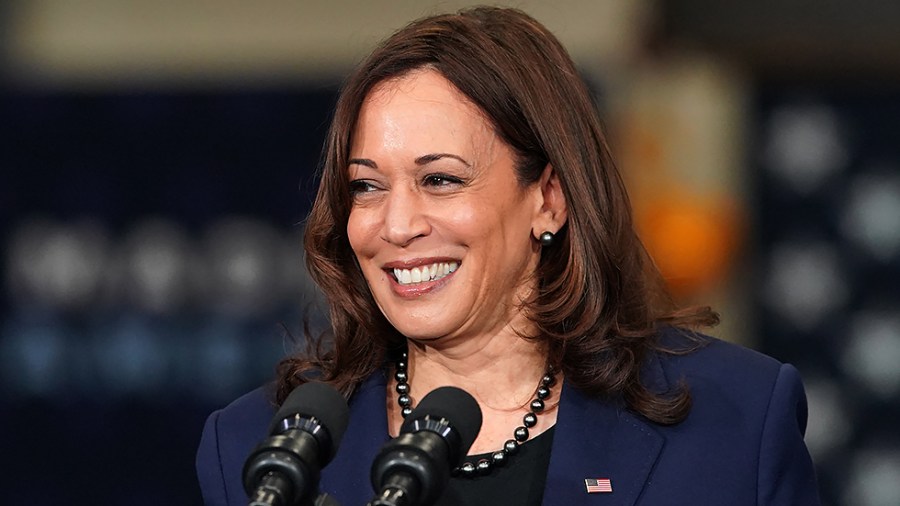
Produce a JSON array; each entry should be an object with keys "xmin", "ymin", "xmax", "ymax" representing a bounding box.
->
[{"xmin": 198, "ymin": 7, "xmax": 820, "ymax": 505}]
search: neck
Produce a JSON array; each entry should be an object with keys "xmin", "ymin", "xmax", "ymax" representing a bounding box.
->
[
  {"xmin": 404, "ymin": 330, "xmax": 548, "ymax": 411},
  {"xmin": 387, "ymin": 331, "xmax": 561, "ymax": 454}
]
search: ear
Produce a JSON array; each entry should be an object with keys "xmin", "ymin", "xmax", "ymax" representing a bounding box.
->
[{"xmin": 531, "ymin": 164, "xmax": 568, "ymax": 240}]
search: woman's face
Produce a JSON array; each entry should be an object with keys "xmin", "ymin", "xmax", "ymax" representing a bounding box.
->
[{"xmin": 346, "ymin": 69, "xmax": 545, "ymax": 344}]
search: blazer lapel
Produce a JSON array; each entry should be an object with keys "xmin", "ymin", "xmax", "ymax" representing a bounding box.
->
[
  {"xmin": 319, "ymin": 370, "xmax": 391, "ymax": 505},
  {"xmin": 543, "ymin": 364, "xmax": 667, "ymax": 505}
]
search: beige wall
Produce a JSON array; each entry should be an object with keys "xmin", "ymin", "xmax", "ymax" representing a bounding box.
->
[{"xmin": 5, "ymin": 0, "xmax": 651, "ymax": 88}]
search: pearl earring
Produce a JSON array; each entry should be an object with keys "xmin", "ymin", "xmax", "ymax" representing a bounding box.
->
[{"xmin": 539, "ymin": 231, "xmax": 555, "ymax": 247}]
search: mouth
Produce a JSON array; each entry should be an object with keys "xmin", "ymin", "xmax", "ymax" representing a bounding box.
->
[{"xmin": 387, "ymin": 261, "xmax": 459, "ymax": 286}]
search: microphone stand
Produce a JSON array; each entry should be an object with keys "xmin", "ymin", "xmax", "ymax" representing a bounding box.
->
[
  {"xmin": 247, "ymin": 471, "xmax": 341, "ymax": 506},
  {"xmin": 368, "ymin": 471, "xmax": 420, "ymax": 506}
]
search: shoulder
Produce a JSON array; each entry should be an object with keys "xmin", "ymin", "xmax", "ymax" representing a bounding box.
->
[
  {"xmin": 652, "ymin": 329, "xmax": 804, "ymax": 430},
  {"xmin": 644, "ymin": 329, "xmax": 820, "ymax": 504},
  {"xmin": 196, "ymin": 387, "xmax": 276, "ymax": 506},
  {"xmin": 656, "ymin": 329, "xmax": 785, "ymax": 389}
]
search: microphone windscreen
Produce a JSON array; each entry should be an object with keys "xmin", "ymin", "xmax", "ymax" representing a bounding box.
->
[
  {"xmin": 400, "ymin": 386, "xmax": 482, "ymax": 456},
  {"xmin": 271, "ymin": 382, "xmax": 350, "ymax": 452}
]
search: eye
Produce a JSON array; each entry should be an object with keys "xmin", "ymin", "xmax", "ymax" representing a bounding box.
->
[
  {"xmin": 349, "ymin": 179, "xmax": 380, "ymax": 195},
  {"xmin": 422, "ymin": 173, "xmax": 464, "ymax": 187}
]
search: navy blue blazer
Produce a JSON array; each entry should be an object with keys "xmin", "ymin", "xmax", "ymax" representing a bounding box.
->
[{"xmin": 197, "ymin": 337, "xmax": 821, "ymax": 505}]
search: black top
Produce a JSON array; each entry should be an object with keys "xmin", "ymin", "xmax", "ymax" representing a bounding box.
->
[{"xmin": 436, "ymin": 426, "xmax": 556, "ymax": 505}]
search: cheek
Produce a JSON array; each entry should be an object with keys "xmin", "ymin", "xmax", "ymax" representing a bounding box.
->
[
  {"xmin": 440, "ymin": 206, "xmax": 481, "ymax": 236},
  {"xmin": 346, "ymin": 210, "xmax": 374, "ymax": 257},
  {"xmin": 452, "ymin": 196, "xmax": 532, "ymax": 241}
]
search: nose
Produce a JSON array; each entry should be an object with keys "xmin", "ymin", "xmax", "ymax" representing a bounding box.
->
[{"xmin": 380, "ymin": 186, "xmax": 431, "ymax": 247}]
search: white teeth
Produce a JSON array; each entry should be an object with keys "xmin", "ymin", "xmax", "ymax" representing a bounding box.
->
[{"xmin": 392, "ymin": 261, "xmax": 459, "ymax": 285}]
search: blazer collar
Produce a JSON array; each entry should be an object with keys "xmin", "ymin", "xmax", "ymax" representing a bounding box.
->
[{"xmin": 542, "ymin": 352, "xmax": 667, "ymax": 505}]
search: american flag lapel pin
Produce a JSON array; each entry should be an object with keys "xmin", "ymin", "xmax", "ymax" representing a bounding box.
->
[{"xmin": 584, "ymin": 478, "xmax": 613, "ymax": 494}]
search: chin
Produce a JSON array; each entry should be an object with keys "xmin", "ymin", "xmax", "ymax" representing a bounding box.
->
[
  {"xmin": 390, "ymin": 323, "xmax": 448, "ymax": 342},
  {"xmin": 384, "ymin": 314, "xmax": 457, "ymax": 342}
]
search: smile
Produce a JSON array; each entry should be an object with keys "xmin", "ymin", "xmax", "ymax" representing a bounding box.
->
[{"xmin": 391, "ymin": 261, "xmax": 459, "ymax": 285}]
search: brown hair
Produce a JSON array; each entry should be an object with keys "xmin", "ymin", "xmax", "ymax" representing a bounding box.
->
[{"xmin": 277, "ymin": 6, "xmax": 717, "ymax": 425}]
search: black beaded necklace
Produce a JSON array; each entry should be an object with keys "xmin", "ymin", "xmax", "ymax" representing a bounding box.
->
[{"xmin": 393, "ymin": 352, "xmax": 556, "ymax": 478}]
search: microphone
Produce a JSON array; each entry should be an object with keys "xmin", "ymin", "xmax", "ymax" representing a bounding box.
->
[
  {"xmin": 243, "ymin": 382, "xmax": 350, "ymax": 506},
  {"xmin": 368, "ymin": 386, "xmax": 482, "ymax": 506}
]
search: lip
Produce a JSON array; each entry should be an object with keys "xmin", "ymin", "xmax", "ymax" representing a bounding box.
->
[{"xmin": 382, "ymin": 257, "xmax": 460, "ymax": 298}]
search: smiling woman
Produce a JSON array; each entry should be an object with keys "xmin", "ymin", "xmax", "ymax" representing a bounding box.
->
[
  {"xmin": 197, "ymin": 7, "xmax": 821, "ymax": 506},
  {"xmin": 345, "ymin": 69, "xmax": 560, "ymax": 348}
]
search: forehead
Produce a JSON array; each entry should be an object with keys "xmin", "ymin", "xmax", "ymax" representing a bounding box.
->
[
  {"xmin": 366, "ymin": 69, "xmax": 469, "ymax": 110},
  {"xmin": 354, "ymin": 69, "xmax": 494, "ymax": 139}
]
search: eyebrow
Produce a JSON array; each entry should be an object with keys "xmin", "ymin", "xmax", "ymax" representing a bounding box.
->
[
  {"xmin": 414, "ymin": 153, "xmax": 471, "ymax": 167},
  {"xmin": 347, "ymin": 153, "xmax": 471, "ymax": 169},
  {"xmin": 348, "ymin": 158, "xmax": 378, "ymax": 168}
]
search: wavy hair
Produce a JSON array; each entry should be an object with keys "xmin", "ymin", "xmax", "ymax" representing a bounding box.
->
[{"xmin": 276, "ymin": 6, "xmax": 717, "ymax": 425}]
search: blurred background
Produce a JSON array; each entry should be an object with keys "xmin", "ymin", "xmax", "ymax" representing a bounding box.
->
[{"xmin": 2, "ymin": 0, "xmax": 898, "ymax": 504}]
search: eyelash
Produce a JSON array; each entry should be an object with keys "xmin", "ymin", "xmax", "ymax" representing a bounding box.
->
[
  {"xmin": 348, "ymin": 180, "xmax": 378, "ymax": 195},
  {"xmin": 423, "ymin": 173, "xmax": 464, "ymax": 187},
  {"xmin": 348, "ymin": 173, "xmax": 465, "ymax": 196}
]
